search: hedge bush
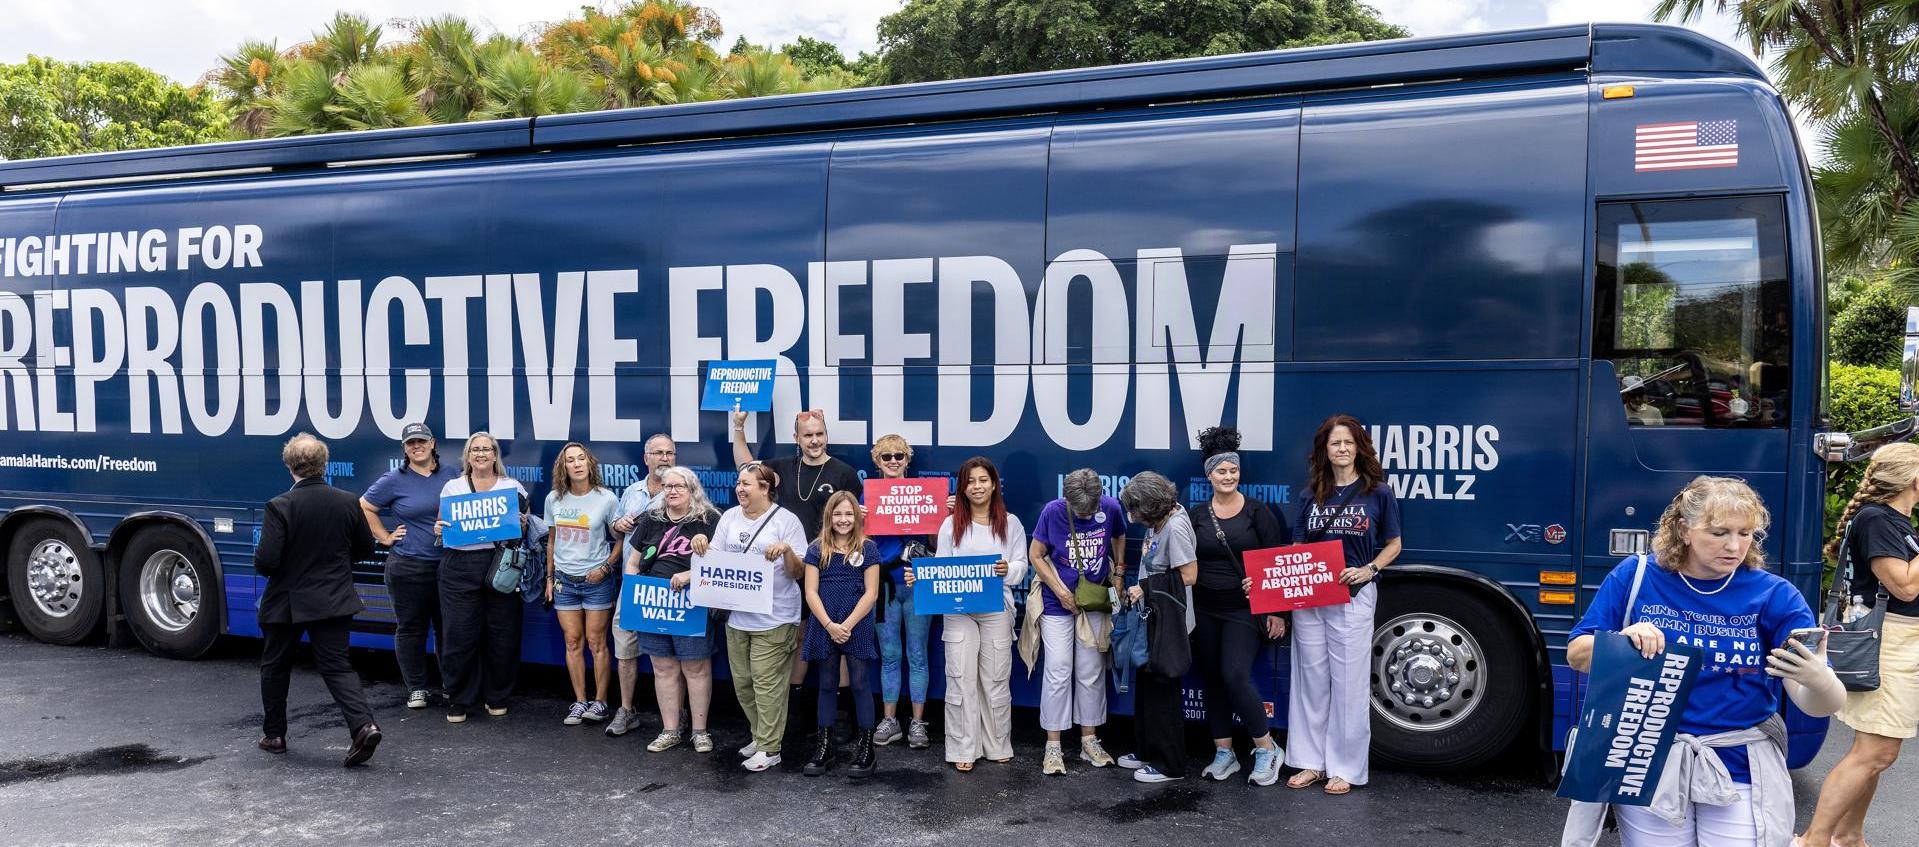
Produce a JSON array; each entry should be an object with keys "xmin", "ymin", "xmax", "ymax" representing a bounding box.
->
[
  {"xmin": 1830, "ymin": 278, "xmax": 1907, "ymax": 367},
  {"xmin": 1824, "ymin": 362, "xmax": 1903, "ymax": 564}
]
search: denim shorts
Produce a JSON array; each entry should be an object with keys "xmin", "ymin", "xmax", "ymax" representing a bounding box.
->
[
  {"xmin": 637, "ymin": 631, "xmax": 715, "ymax": 662},
  {"xmin": 551, "ymin": 571, "xmax": 618, "ymax": 611}
]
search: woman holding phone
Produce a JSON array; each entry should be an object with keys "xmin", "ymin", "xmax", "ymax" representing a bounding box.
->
[{"xmin": 1561, "ymin": 476, "xmax": 1843, "ymax": 847}]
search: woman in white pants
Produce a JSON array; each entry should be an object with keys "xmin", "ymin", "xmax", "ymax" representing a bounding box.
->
[
  {"xmin": 1286, "ymin": 414, "xmax": 1400, "ymax": 795},
  {"xmin": 908, "ymin": 456, "xmax": 1027, "ymax": 772},
  {"xmin": 1028, "ymin": 468, "xmax": 1127, "ymax": 774}
]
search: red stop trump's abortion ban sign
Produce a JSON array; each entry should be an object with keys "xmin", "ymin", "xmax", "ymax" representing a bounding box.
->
[
  {"xmin": 1243, "ymin": 541, "xmax": 1348, "ymax": 613},
  {"xmin": 863, "ymin": 478, "xmax": 949, "ymax": 536}
]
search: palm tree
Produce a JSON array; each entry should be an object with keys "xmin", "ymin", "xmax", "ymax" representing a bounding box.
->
[
  {"xmin": 475, "ymin": 51, "xmax": 597, "ymax": 119},
  {"xmin": 264, "ymin": 59, "xmax": 347, "ymax": 137},
  {"xmin": 1656, "ymin": 1, "xmax": 1919, "ymax": 212},
  {"xmin": 207, "ymin": 40, "xmax": 285, "ymax": 137},
  {"xmin": 394, "ymin": 15, "xmax": 493, "ymax": 124},
  {"xmin": 333, "ymin": 64, "xmax": 428, "ymax": 130},
  {"xmin": 298, "ymin": 12, "xmax": 384, "ymax": 78},
  {"xmin": 719, "ymin": 49, "xmax": 806, "ymax": 99},
  {"xmin": 1816, "ymin": 85, "xmax": 1919, "ymax": 278}
]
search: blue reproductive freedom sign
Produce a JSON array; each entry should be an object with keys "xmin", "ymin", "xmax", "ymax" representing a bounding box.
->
[
  {"xmin": 912, "ymin": 554, "xmax": 1004, "ymax": 614},
  {"xmin": 439, "ymin": 490, "xmax": 522, "ymax": 547},
  {"xmin": 617, "ymin": 576, "xmax": 707, "ymax": 636},
  {"xmin": 1556, "ymin": 633, "xmax": 1702, "ymax": 806},
  {"xmin": 701, "ymin": 359, "xmax": 777, "ymax": 412}
]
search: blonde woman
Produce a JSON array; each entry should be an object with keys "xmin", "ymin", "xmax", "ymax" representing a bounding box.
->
[
  {"xmin": 433, "ymin": 432, "xmax": 532, "ymax": 724},
  {"xmin": 1561, "ymin": 476, "xmax": 1844, "ymax": 847},
  {"xmin": 1802, "ymin": 444, "xmax": 1919, "ymax": 847}
]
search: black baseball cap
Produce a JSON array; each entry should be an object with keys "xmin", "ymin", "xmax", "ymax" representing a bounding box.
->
[{"xmin": 400, "ymin": 422, "xmax": 433, "ymax": 443}]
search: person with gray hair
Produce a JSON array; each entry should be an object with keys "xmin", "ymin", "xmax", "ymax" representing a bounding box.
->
[
  {"xmin": 255, "ymin": 433, "xmax": 381, "ymax": 766},
  {"xmin": 1115, "ymin": 471, "xmax": 1198, "ymax": 783},
  {"xmin": 1027, "ymin": 468, "xmax": 1128, "ymax": 774}
]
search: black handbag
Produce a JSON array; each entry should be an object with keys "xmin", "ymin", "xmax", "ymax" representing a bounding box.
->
[
  {"xmin": 1824, "ymin": 520, "xmax": 1887, "ymax": 692},
  {"xmin": 1142, "ymin": 571, "xmax": 1192, "ymax": 677}
]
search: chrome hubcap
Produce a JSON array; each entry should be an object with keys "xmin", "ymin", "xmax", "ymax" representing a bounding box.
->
[
  {"xmin": 1371, "ymin": 612, "xmax": 1486, "ymax": 732},
  {"xmin": 140, "ymin": 550, "xmax": 199, "ymax": 633},
  {"xmin": 25, "ymin": 540, "xmax": 83, "ymax": 617}
]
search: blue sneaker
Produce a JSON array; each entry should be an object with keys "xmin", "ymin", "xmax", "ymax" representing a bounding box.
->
[
  {"xmin": 1116, "ymin": 753, "xmax": 1145, "ymax": 770},
  {"xmin": 1133, "ymin": 765, "xmax": 1181, "ymax": 783},
  {"xmin": 1201, "ymin": 748, "xmax": 1240, "ymax": 781},
  {"xmin": 1248, "ymin": 747, "xmax": 1280, "ymax": 786}
]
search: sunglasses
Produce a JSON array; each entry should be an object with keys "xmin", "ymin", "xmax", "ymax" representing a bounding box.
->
[{"xmin": 877, "ymin": 453, "xmax": 908, "ymax": 462}]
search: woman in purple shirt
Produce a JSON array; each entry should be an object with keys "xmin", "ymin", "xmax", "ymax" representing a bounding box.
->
[{"xmin": 1028, "ymin": 468, "xmax": 1127, "ymax": 775}]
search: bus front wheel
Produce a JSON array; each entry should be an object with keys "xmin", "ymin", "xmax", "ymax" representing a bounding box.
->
[
  {"xmin": 5, "ymin": 518, "xmax": 105, "ymax": 645},
  {"xmin": 1368, "ymin": 582, "xmax": 1532, "ymax": 770},
  {"xmin": 118, "ymin": 526, "xmax": 221, "ymax": 660}
]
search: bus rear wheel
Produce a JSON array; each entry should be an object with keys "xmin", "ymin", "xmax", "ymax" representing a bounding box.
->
[
  {"xmin": 119, "ymin": 526, "xmax": 221, "ymax": 659},
  {"xmin": 1368, "ymin": 582, "xmax": 1532, "ymax": 770},
  {"xmin": 6, "ymin": 518, "xmax": 105, "ymax": 645}
]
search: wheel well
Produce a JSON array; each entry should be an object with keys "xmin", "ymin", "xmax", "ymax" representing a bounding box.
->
[
  {"xmin": 106, "ymin": 513, "xmax": 226, "ymax": 635},
  {"xmin": 0, "ymin": 507, "xmax": 99, "ymax": 603},
  {"xmin": 1379, "ymin": 564, "xmax": 1553, "ymax": 748}
]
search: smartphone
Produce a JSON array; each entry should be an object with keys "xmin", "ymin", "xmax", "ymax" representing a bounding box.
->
[{"xmin": 1786, "ymin": 626, "xmax": 1827, "ymax": 652}]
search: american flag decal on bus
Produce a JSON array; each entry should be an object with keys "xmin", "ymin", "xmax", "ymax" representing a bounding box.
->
[{"xmin": 1635, "ymin": 120, "xmax": 1738, "ymax": 171}]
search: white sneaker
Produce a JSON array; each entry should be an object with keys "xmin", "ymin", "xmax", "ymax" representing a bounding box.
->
[
  {"xmin": 742, "ymin": 751, "xmax": 781, "ymax": 772},
  {"xmin": 1079, "ymin": 736, "xmax": 1114, "ymax": 768},
  {"xmin": 1201, "ymin": 748, "xmax": 1241, "ymax": 781},
  {"xmin": 1133, "ymin": 765, "xmax": 1181, "ymax": 783},
  {"xmin": 738, "ymin": 740, "xmax": 758, "ymax": 758},
  {"xmin": 1115, "ymin": 752, "xmax": 1145, "ymax": 770}
]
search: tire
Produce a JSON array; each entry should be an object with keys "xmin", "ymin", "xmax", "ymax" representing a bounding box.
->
[
  {"xmin": 118, "ymin": 525, "xmax": 222, "ymax": 659},
  {"xmin": 1368, "ymin": 581, "xmax": 1533, "ymax": 770},
  {"xmin": 5, "ymin": 517, "xmax": 105, "ymax": 645}
]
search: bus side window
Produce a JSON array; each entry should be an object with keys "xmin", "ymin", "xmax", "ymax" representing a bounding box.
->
[{"xmin": 1593, "ymin": 197, "xmax": 1791, "ymax": 428}]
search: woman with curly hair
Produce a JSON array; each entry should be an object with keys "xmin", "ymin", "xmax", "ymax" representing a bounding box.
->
[{"xmin": 1561, "ymin": 476, "xmax": 1843, "ymax": 847}]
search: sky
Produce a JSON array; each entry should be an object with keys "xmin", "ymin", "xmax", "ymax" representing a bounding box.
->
[{"xmin": 0, "ymin": 0, "xmax": 1756, "ymax": 87}]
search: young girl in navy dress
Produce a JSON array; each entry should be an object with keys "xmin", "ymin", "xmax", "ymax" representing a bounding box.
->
[{"xmin": 801, "ymin": 491, "xmax": 883, "ymax": 777}]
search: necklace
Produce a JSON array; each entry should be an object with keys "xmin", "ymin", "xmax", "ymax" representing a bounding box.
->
[
  {"xmin": 796, "ymin": 458, "xmax": 826, "ymax": 502},
  {"xmin": 1678, "ymin": 569, "xmax": 1738, "ymax": 595}
]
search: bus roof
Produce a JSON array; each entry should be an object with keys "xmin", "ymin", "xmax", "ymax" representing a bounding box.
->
[{"xmin": 0, "ymin": 23, "xmax": 1762, "ymax": 191}]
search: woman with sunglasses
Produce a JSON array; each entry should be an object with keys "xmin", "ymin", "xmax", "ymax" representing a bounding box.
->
[{"xmin": 868, "ymin": 434, "xmax": 935, "ymax": 750}]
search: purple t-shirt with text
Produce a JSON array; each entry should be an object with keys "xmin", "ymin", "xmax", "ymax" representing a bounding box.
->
[{"xmin": 1030, "ymin": 495, "xmax": 1129, "ymax": 616}]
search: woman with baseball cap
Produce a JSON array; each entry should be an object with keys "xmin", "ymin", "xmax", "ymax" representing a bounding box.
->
[{"xmin": 359, "ymin": 422, "xmax": 457, "ymax": 709}]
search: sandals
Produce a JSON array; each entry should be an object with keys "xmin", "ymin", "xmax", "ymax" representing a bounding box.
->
[
  {"xmin": 953, "ymin": 761, "xmax": 974, "ymax": 772},
  {"xmin": 1287, "ymin": 769, "xmax": 1324, "ymax": 789},
  {"xmin": 1324, "ymin": 777, "xmax": 1353, "ymax": 795}
]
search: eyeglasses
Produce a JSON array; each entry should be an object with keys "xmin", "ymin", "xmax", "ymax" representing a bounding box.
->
[
  {"xmin": 470, "ymin": 446, "xmax": 496, "ymax": 454},
  {"xmin": 647, "ymin": 449, "xmax": 677, "ymax": 457},
  {"xmin": 661, "ymin": 482, "xmax": 688, "ymax": 491},
  {"xmin": 877, "ymin": 453, "xmax": 907, "ymax": 462}
]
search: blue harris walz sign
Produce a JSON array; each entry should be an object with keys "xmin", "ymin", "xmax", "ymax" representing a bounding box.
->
[
  {"xmin": 1556, "ymin": 633, "xmax": 1702, "ymax": 806},
  {"xmin": 439, "ymin": 490, "xmax": 522, "ymax": 547},
  {"xmin": 617, "ymin": 575, "xmax": 707, "ymax": 636}
]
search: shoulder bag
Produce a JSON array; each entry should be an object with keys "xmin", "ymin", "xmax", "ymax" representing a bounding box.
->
[
  {"xmin": 1823, "ymin": 520, "xmax": 1887, "ymax": 692},
  {"xmin": 1070, "ymin": 523, "xmax": 1115, "ymax": 613}
]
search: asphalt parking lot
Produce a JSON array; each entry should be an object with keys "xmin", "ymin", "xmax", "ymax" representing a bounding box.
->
[{"xmin": 0, "ymin": 633, "xmax": 1912, "ymax": 847}]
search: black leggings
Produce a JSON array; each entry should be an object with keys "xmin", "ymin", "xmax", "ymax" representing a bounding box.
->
[
  {"xmin": 815, "ymin": 654, "xmax": 875, "ymax": 730},
  {"xmin": 1192, "ymin": 608, "xmax": 1270, "ymax": 740}
]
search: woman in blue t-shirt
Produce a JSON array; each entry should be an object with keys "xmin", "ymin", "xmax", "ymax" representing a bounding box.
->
[
  {"xmin": 1286, "ymin": 414, "xmax": 1400, "ymax": 795},
  {"xmin": 866, "ymin": 433, "xmax": 935, "ymax": 751},
  {"xmin": 1563, "ymin": 476, "xmax": 1843, "ymax": 847},
  {"xmin": 359, "ymin": 422, "xmax": 457, "ymax": 710}
]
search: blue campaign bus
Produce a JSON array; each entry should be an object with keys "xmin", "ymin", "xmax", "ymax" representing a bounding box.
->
[{"xmin": 0, "ymin": 22, "xmax": 1840, "ymax": 770}]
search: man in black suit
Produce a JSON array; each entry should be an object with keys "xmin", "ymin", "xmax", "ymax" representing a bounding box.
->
[{"xmin": 256, "ymin": 432, "xmax": 382, "ymax": 766}]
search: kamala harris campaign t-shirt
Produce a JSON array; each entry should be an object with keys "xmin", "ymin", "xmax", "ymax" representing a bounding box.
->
[
  {"xmin": 1569, "ymin": 554, "xmax": 1817, "ymax": 784},
  {"xmin": 1293, "ymin": 480, "xmax": 1401, "ymax": 594}
]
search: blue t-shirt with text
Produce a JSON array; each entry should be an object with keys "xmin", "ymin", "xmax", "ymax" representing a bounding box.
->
[
  {"xmin": 1569, "ymin": 555, "xmax": 1816, "ymax": 784},
  {"xmin": 1293, "ymin": 481, "xmax": 1401, "ymax": 578}
]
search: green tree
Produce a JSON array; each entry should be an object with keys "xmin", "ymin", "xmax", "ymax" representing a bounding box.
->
[
  {"xmin": 1831, "ymin": 276, "xmax": 1910, "ymax": 367},
  {"xmin": 1655, "ymin": 2, "xmax": 1919, "ymax": 274},
  {"xmin": 0, "ymin": 56, "xmax": 227, "ymax": 160},
  {"xmin": 871, "ymin": 0, "xmax": 1408, "ymax": 84}
]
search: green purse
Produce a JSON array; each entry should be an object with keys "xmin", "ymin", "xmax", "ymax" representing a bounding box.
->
[{"xmin": 1069, "ymin": 528, "xmax": 1114, "ymax": 613}]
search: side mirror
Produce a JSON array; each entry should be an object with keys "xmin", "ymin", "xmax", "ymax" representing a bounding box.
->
[{"xmin": 1902, "ymin": 306, "xmax": 1919, "ymax": 412}]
